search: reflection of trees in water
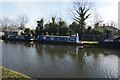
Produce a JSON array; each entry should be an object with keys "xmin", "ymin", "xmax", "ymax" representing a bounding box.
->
[
  {"xmin": 36, "ymin": 44, "xmax": 85, "ymax": 73},
  {"xmin": 81, "ymin": 47, "xmax": 119, "ymax": 58},
  {"xmin": 84, "ymin": 48, "xmax": 101, "ymax": 58},
  {"xmin": 78, "ymin": 47, "xmax": 113, "ymax": 62},
  {"xmin": 76, "ymin": 48, "xmax": 86, "ymax": 71},
  {"xmin": 3, "ymin": 41, "xmax": 119, "ymax": 76},
  {"xmin": 44, "ymin": 45, "xmax": 67, "ymax": 58},
  {"xmin": 35, "ymin": 44, "xmax": 119, "ymax": 63},
  {"xmin": 4, "ymin": 41, "xmax": 119, "ymax": 66},
  {"xmin": 4, "ymin": 41, "xmax": 34, "ymax": 47},
  {"xmin": 35, "ymin": 44, "xmax": 82, "ymax": 59},
  {"xmin": 101, "ymin": 48, "xmax": 120, "ymax": 57},
  {"xmin": 35, "ymin": 44, "xmax": 67, "ymax": 59},
  {"xmin": 35, "ymin": 44, "xmax": 44, "ymax": 56},
  {"xmin": 4, "ymin": 41, "xmax": 35, "ymax": 53},
  {"xmin": 75, "ymin": 47, "xmax": 119, "ymax": 73},
  {"xmin": 23, "ymin": 42, "xmax": 35, "ymax": 47}
]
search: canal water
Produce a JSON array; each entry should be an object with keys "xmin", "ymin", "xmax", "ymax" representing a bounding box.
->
[{"xmin": 1, "ymin": 40, "xmax": 120, "ymax": 78}]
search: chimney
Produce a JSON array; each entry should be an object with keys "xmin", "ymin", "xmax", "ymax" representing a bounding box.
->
[{"xmin": 103, "ymin": 24, "xmax": 105, "ymax": 26}]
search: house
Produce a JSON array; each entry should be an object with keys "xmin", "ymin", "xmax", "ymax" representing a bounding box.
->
[{"xmin": 94, "ymin": 24, "xmax": 120, "ymax": 39}]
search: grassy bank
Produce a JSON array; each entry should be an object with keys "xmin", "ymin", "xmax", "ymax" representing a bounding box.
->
[
  {"xmin": 1, "ymin": 66, "xmax": 32, "ymax": 80},
  {"xmin": 82, "ymin": 41, "xmax": 98, "ymax": 45}
]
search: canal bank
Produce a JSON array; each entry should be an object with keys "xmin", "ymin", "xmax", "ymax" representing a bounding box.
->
[{"xmin": 1, "ymin": 66, "xmax": 32, "ymax": 79}]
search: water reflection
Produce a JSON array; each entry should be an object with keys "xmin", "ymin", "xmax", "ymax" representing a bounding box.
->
[
  {"xmin": 4, "ymin": 41, "xmax": 35, "ymax": 47},
  {"xmin": 2, "ymin": 41, "xmax": 119, "ymax": 78},
  {"xmin": 35, "ymin": 44, "xmax": 82, "ymax": 56}
]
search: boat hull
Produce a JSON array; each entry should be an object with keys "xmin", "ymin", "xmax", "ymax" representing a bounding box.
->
[
  {"xmin": 2, "ymin": 37, "xmax": 34, "ymax": 42},
  {"xmin": 98, "ymin": 41, "xmax": 120, "ymax": 48},
  {"xmin": 1, "ymin": 34, "xmax": 83, "ymax": 45},
  {"xmin": 35, "ymin": 39, "xmax": 83, "ymax": 45}
]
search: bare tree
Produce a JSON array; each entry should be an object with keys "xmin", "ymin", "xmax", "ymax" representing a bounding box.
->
[
  {"xmin": 0, "ymin": 17, "xmax": 11, "ymax": 28},
  {"xmin": 0, "ymin": 17, "xmax": 11, "ymax": 31},
  {"xmin": 0, "ymin": 17, "xmax": 19, "ymax": 31},
  {"xmin": 17, "ymin": 14, "xmax": 29, "ymax": 30},
  {"xmin": 72, "ymin": 0, "xmax": 94, "ymax": 35},
  {"xmin": 9, "ymin": 20, "xmax": 19, "ymax": 30},
  {"xmin": 93, "ymin": 11, "xmax": 103, "ymax": 27}
]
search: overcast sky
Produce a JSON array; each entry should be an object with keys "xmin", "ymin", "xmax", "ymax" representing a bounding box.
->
[{"xmin": 0, "ymin": 0, "xmax": 119, "ymax": 29}]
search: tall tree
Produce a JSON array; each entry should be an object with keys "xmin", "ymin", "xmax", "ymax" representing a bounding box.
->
[
  {"xmin": 104, "ymin": 29, "xmax": 112, "ymax": 39},
  {"xmin": 84, "ymin": 25, "xmax": 92, "ymax": 34},
  {"xmin": 69, "ymin": 21, "xmax": 79, "ymax": 34},
  {"xmin": 46, "ymin": 16, "xmax": 58, "ymax": 35},
  {"xmin": 58, "ymin": 20, "xmax": 68, "ymax": 36},
  {"xmin": 36, "ymin": 18, "xmax": 44, "ymax": 35},
  {"xmin": 17, "ymin": 15, "xmax": 29, "ymax": 30},
  {"xmin": 24, "ymin": 28, "xmax": 31, "ymax": 35},
  {"xmin": 72, "ymin": 0, "xmax": 94, "ymax": 36},
  {"xmin": 93, "ymin": 11, "xmax": 103, "ymax": 28}
]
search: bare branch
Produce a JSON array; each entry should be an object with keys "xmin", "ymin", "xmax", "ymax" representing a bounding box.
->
[
  {"xmin": 72, "ymin": 0, "xmax": 94, "ymax": 23},
  {"xmin": 17, "ymin": 14, "xmax": 29, "ymax": 29},
  {"xmin": 70, "ymin": 0, "xmax": 94, "ymax": 35}
]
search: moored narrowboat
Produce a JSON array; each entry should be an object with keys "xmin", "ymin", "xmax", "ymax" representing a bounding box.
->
[
  {"xmin": 98, "ymin": 37, "xmax": 120, "ymax": 48},
  {"xmin": 2, "ymin": 30, "xmax": 83, "ymax": 45},
  {"xmin": 35, "ymin": 33, "xmax": 83, "ymax": 45},
  {"xmin": 2, "ymin": 30, "xmax": 34, "ymax": 42}
]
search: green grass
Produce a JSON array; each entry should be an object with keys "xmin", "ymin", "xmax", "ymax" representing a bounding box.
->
[{"xmin": 1, "ymin": 66, "xmax": 33, "ymax": 80}]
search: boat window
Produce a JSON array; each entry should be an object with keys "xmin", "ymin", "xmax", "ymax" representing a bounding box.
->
[
  {"xmin": 37, "ymin": 36, "xmax": 39, "ymax": 38},
  {"xmin": 118, "ymin": 40, "xmax": 120, "ymax": 42},
  {"xmin": 51, "ymin": 37, "xmax": 54, "ymax": 40},
  {"xmin": 43, "ymin": 37, "xmax": 46, "ymax": 39},
  {"xmin": 71, "ymin": 34, "xmax": 76, "ymax": 37}
]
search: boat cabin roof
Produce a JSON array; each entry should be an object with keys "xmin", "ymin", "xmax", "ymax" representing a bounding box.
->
[
  {"xmin": 43, "ymin": 35, "xmax": 70, "ymax": 38},
  {"xmin": 114, "ymin": 37, "xmax": 120, "ymax": 40},
  {"xmin": 4, "ymin": 30, "xmax": 24, "ymax": 33}
]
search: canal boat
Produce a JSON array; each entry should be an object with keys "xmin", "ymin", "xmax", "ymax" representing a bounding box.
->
[
  {"xmin": 98, "ymin": 37, "xmax": 120, "ymax": 48},
  {"xmin": 35, "ymin": 33, "xmax": 83, "ymax": 45},
  {"xmin": 2, "ymin": 30, "xmax": 34, "ymax": 42},
  {"xmin": 2, "ymin": 35, "xmax": 34, "ymax": 42},
  {"xmin": 2, "ymin": 30, "xmax": 83, "ymax": 45}
]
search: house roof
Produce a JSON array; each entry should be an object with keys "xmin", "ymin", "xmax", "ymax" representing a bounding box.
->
[{"xmin": 95, "ymin": 25, "xmax": 119, "ymax": 31}]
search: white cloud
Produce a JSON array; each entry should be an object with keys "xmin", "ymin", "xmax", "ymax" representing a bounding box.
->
[
  {"xmin": 1, "ymin": 0, "xmax": 73, "ymax": 2},
  {"xmin": 87, "ymin": 0, "xmax": 119, "ymax": 28},
  {"xmin": 97, "ymin": 2, "xmax": 118, "ymax": 22},
  {"xmin": 118, "ymin": 1, "xmax": 120, "ymax": 29}
]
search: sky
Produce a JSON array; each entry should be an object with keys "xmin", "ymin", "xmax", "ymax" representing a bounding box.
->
[{"xmin": 0, "ymin": 0, "xmax": 119, "ymax": 29}]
